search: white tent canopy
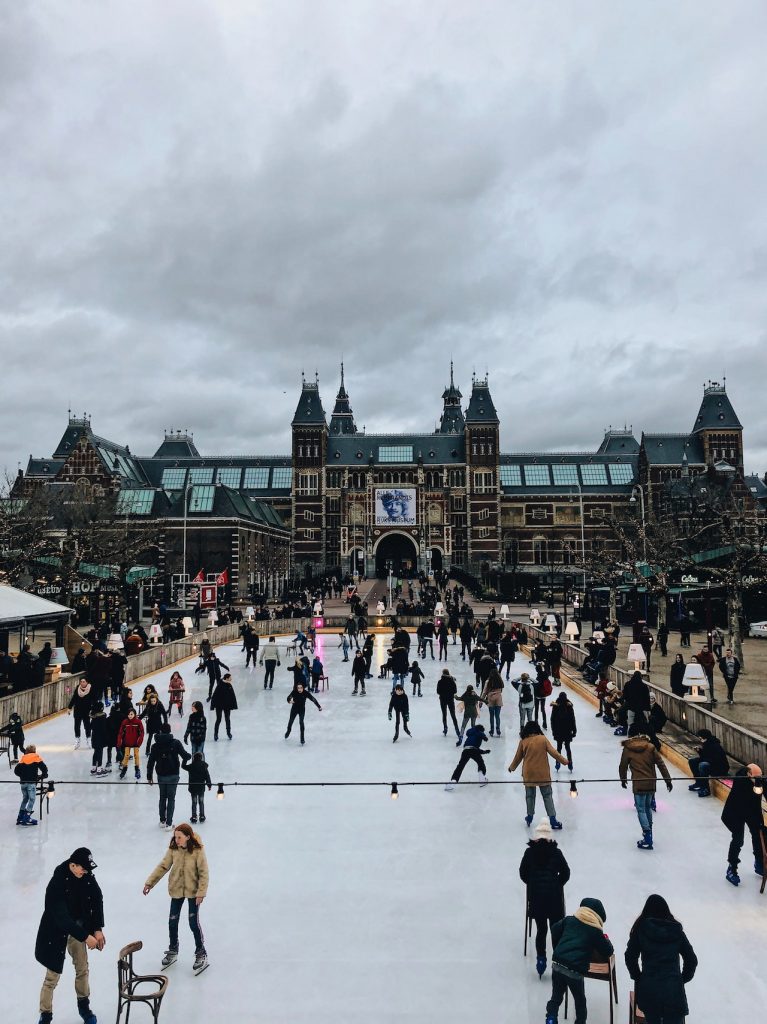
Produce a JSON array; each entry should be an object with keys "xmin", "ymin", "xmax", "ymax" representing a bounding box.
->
[{"xmin": 0, "ymin": 584, "xmax": 72, "ymax": 630}]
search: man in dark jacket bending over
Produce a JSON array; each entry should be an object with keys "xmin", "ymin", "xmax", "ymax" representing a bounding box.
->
[{"xmin": 545, "ymin": 897, "xmax": 613, "ymax": 1024}]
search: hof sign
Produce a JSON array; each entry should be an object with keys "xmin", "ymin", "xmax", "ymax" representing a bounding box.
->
[{"xmin": 375, "ymin": 487, "xmax": 416, "ymax": 526}]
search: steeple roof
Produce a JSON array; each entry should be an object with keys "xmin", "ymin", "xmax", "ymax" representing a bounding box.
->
[
  {"xmin": 437, "ymin": 361, "xmax": 465, "ymax": 434},
  {"xmin": 465, "ymin": 376, "xmax": 499, "ymax": 424},
  {"xmin": 691, "ymin": 382, "xmax": 742, "ymax": 433},
  {"xmin": 291, "ymin": 376, "xmax": 327, "ymax": 427},
  {"xmin": 329, "ymin": 363, "xmax": 357, "ymax": 435}
]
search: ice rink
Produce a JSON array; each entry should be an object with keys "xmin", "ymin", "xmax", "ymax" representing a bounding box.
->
[{"xmin": 2, "ymin": 630, "xmax": 764, "ymax": 1023}]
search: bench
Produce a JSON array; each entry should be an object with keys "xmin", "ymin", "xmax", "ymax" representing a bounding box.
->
[
  {"xmin": 117, "ymin": 941, "xmax": 168, "ymax": 1023},
  {"xmin": 564, "ymin": 954, "xmax": 618, "ymax": 1023}
]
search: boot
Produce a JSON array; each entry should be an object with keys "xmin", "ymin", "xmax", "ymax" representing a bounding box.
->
[
  {"xmin": 637, "ymin": 829, "xmax": 653, "ymax": 850},
  {"xmin": 478, "ymin": 773, "xmax": 488, "ymax": 787},
  {"xmin": 525, "ymin": 815, "xmax": 533, "ymax": 827},
  {"xmin": 77, "ymin": 997, "xmax": 97, "ymax": 1024},
  {"xmin": 697, "ymin": 787, "xmax": 711, "ymax": 797},
  {"xmin": 549, "ymin": 817, "xmax": 563, "ymax": 830},
  {"xmin": 119, "ymin": 766, "xmax": 127, "ymax": 779},
  {"xmin": 38, "ymin": 1014, "xmax": 53, "ymax": 1024},
  {"xmin": 134, "ymin": 767, "xmax": 141, "ymax": 780},
  {"xmin": 536, "ymin": 955, "xmax": 547, "ymax": 978},
  {"xmin": 22, "ymin": 812, "xmax": 38, "ymax": 826},
  {"xmin": 726, "ymin": 865, "xmax": 741, "ymax": 886}
]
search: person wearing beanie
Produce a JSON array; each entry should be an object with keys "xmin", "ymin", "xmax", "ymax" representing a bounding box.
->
[
  {"xmin": 550, "ymin": 693, "xmax": 576, "ymax": 772},
  {"xmin": 519, "ymin": 820, "xmax": 571, "ymax": 978},
  {"xmin": 388, "ymin": 684, "xmax": 411, "ymax": 742},
  {"xmin": 619, "ymin": 723, "xmax": 673, "ymax": 851},
  {"xmin": 0, "ymin": 710, "xmax": 25, "ymax": 763},
  {"xmin": 35, "ymin": 848, "xmax": 104, "ymax": 1024},
  {"xmin": 143, "ymin": 823, "xmax": 209, "ymax": 973},
  {"xmin": 508, "ymin": 721, "xmax": 569, "ymax": 829},
  {"xmin": 545, "ymin": 897, "xmax": 613, "ymax": 1024},
  {"xmin": 14, "ymin": 744, "xmax": 48, "ymax": 826}
]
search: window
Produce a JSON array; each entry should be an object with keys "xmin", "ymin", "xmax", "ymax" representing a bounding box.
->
[
  {"xmin": 116, "ymin": 489, "xmax": 155, "ymax": 515},
  {"xmin": 499, "ymin": 465, "xmax": 522, "ymax": 487},
  {"xmin": 552, "ymin": 465, "xmax": 578, "ymax": 486},
  {"xmin": 378, "ymin": 445, "xmax": 413, "ymax": 462},
  {"xmin": 271, "ymin": 467, "xmax": 293, "ymax": 488},
  {"xmin": 188, "ymin": 467, "xmax": 214, "ymax": 484},
  {"xmin": 451, "ymin": 495, "xmax": 465, "ymax": 511},
  {"xmin": 533, "ymin": 538, "xmax": 548, "ymax": 565},
  {"xmin": 304, "ymin": 510, "xmax": 315, "ymax": 522},
  {"xmin": 243, "ymin": 467, "xmax": 269, "ymax": 488},
  {"xmin": 189, "ymin": 485, "xmax": 215, "ymax": 512},
  {"xmin": 555, "ymin": 505, "xmax": 579, "ymax": 525},
  {"xmin": 524, "ymin": 465, "xmax": 551, "ymax": 487},
  {"xmin": 478, "ymin": 507, "xmax": 490, "ymax": 521},
  {"xmin": 506, "ymin": 538, "xmax": 520, "ymax": 564},
  {"xmin": 161, "ymin": 467, "xmax": 187, "ymax": 490},
  {"xmin": 562, "ymin": 537, "xmax": 577, "ymax": 564},
  {"xmin": 473, "ymin": 470, "xmax": 495, "ymax": 493},
  {"xmin": 304, "ymin": 529, "xmax": 316, "ymax": 540},
  {"xmin": 478, "ymin": 526, "xmax": 490, "ymax": 539},
  {"xmin": 217, "ymin": 467, "xmax": 242, "ymax": 488},
  {"xmin": 449, "ymin": 469, "xmax": 465, "ymax": 487},
  {"xmin": 296, "ymin": 471, "xmax": 319, "ymax": 495},
  {"xmin": 607, "ymin": 463, "xmax": 634, "ymax": 485},
  {"xmin": 579, "ymin": 464, "xmax": 608, "ymax": 485}
]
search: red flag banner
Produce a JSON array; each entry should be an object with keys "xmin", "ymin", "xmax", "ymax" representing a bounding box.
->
[
  {"xmin": 216, "ymin": 569, "xmax": 229, "ymax": 586},
  {"xmin": 191, "ymin": 569, "xmax": 205, "ymax": 583}
]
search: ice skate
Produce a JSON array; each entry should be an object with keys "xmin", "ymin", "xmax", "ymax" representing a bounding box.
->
[
  {"xmin": 637, "ymin": 829, "xmax": 653, "ymax": 850},
  {"xmin": 536, "ymin": 955, "xmax": 547, "ymax": 978},
  {"xmin": 478, "ymin": 773, "xmax": 488, "ymax": 787},
  {"xmin": 119, "ymin": 766, "xmax": 127, "ymax": 779},
  {"xmin": 161, "ymin": 948, "xmax": 178, "ymax": 968},
  {"xmin": 134, "ymin": 767, "xmax": 141, "ymax": 780},
  {"xmin": 193, "ymin": 950, "xmax": 209, "ymax": 974},
  {"xmin": 77, "ymin": 996, "xmax": 97, "ymax": 1024},
  {"xmin": 444, "ymin": 781, "xmax": 455, "ymax": 791},
  {"xmin": 74, "ymin": 738, "xmax": 81, "ymax": 749},
  {"xmin": 90, "ymin": 766, "xmax": 99, "ymax": 775},
  {"xmin": 726, "ymin": 865, "xmax": 740, "ymax": 886},
  {"xmin": 549, "ymin": 817, "xmax": 563, "ymax": 830}
]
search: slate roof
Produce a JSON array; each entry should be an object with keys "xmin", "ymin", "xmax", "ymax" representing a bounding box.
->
[
  {"xmin": 292, "ymin": 382, "xmax": 327, "ymax": 426},
  {"xmin": 152, "ymin": 435, "xmax": 201, "ymax": 458},
  {"xmin": 596, "ymin": 430, "xmax": 640, "ymax": 455},
  {"xmin": 25, "ymin": 458, "xmax": 65, "ymax": 477},
  {"xmin": 327, "ymin": 434, "xmax": 466, "ymax": 465},
  {"xmin": 465, "ymin": 379, "xmax": 499, "ymax": 424},
  {"xmin": 744, "ymin": 474, "xmax": 767, "ymax": 507},
  {"xmin": 641, "ymin": 433, "xmax": 705, "ymax": 466},
  {"xmin": 692, "ymin": 384, "xmax": 742, "ymax": 433}
]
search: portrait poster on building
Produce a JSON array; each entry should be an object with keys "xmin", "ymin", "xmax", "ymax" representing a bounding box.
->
[{"xmin": 375, "ymin": 487, "xmax": 417, "ymax": 526}]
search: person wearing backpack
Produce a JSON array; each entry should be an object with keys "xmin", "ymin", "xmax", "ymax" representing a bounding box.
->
[
  {"xmin": 513, "ymin": 673, "xmax": 536, "ymax": 729},
  {"xmin": 147, "ymin": 723, "xmax": 191, "ymax": 830},
  {"xmin": 534, "ymin": 662, "xmax": 552, "ymax": 729}
]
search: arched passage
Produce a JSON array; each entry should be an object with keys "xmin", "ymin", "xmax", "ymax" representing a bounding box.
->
[{"xmin": 374, "ymin": 532, "xmax": 418, "ymax": 577}]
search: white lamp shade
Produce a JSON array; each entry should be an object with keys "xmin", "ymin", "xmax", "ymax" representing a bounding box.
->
[
  {"xmin": 591, "ymin": 631, "xmax": 605, "ymax": 641},
  {"xmin": 106, "ymin": 634, "xmax": 124, "ymax": 651},
  {"xmin": 530, "ymin": 609, "xmax": 540, "ymax": 617},
  {"xmin": 48, "ymin": 647, "xmax": 69, "ymax": 666},
  {"xmin": 181, "ymin": 616, "xmax": 194, "ymax": 632},
  {"xmin": 544, "ymin": 614, "xmax": 558, "ymax": 626},
  {"xmin": 627, "ymin": 643, "xmax": 646, "ymax": 662},
  {"xmin": 683, "ymin": 663, "xmax": 707, "ymax": 682},
  {"xmin": 208, "ymin": 610, "xmax": 218, "ymax": 624},
  {"xmin": 245, "ymin": 606, "xmax": 255, "ymax": 619},
  {"xmin": 565, "ymin": 622, "xmax": 580, "ymax": 639},
  {"xmin": 500, "ymin": 604, "xmax": 510, "ymax": 618},
  {"xmin": 148, "ymin": 624, "xmax": 163, "ymax": 638},
  {"xmin": 435, "ymin": 602, "xmax": 444, "ymax": 615}
]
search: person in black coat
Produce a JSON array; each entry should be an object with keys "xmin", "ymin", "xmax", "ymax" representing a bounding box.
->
[
  {"xmin": 139, "ymin": 693, "xmax": 168, "ymax": 755},
  {"xmin": 35, "ymin": 849, "xmax": 104, "ymax": 1024},
  {"xmin": 210, "ymin": 673, "xmax": 238, "ymax": 740},
  {"xmin": 550, "ymin": 693, "xmax": 576, "ymax": 771},
  {"xmin": 622, "ymin": 671, "xmax": 651, "ymax": 728},
  {"xmin": 285, "ymin": 682, "xmax": 322, "ymax": 745},
  {"xmin": 88, "ymin": 703, "xmax": 109, "ymax": 774},
  {"xmin": 351, "ymin": 650, "xmax": 368, "ymax": 695},
  {"xmin": 624, "ymin": 893, "xmax": 697, "ymax": 1023},
  {"xmin": 519, "ymin": 820, "xmax": 570, "ymax": 976},
  {"xmin": 204, "ymin": 652, "xmax": 229, "ymax": 700},
  {"xmin": 436, "ymin": 669, "xmax": 460, "ymax": 738},
  {"xmin": 687, "ymin": 728, "xmax": 729, "ymax": 798},
  {"xmin": 109, "ymin": 650, "xmax": 128, "ymax": 704},
  {"xmin": 388, "ymin": 684, "xmax": 411, "ymax": 741},
  {"xmin": 721, "ymin": 763, "xmax": 764, "ymax": 885},
  {"xmin": 669, "ymin": 654, "xmax": 687, "ymax": 697},
  {"xmin": 718, "ymin": 648, "xmax": 741, "ymax": 704}
]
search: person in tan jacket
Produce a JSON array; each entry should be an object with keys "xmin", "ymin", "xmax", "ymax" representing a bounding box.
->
[
  {"xmin": 143, "ymin": 822, "xmax": 210, "ymax": 972},
  {"xmin": 508, "ymin": 721, "xmax": 569, "ymax": 829},
  {"xmin": 619, "ymin": 723, "xmax": 673, "ymax": 851}
]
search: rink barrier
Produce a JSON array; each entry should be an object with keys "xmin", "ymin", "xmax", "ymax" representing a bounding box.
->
[{"xmin": 525, "ymin": 623, "xmax": 767, "ymax": 773}]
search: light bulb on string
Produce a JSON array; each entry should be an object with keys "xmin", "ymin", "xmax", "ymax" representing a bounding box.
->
[
  {"xmin": 217, "ymin": 783, "xmax": 225, "ymax": 801},
  {"xmin": 569, "ymin": 781, "xmax": 578, "ymax": 799},
  {"xmin": 390, "ymin": 782, "xmax": 399, "ymax": 800}
]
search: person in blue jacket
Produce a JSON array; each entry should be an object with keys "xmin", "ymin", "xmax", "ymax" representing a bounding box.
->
[{"xmin": 445, "ymin": 723, "xmax": 490, "ymax": 791}]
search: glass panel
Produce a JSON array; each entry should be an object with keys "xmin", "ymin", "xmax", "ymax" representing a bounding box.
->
[
  {"xmin": 217, "ymin": 467, "xmax": 242, "ymax": 488},
  {"xmin": 243, "ymin": 467, "xmax": 269, "ymax": 488},
  {"xmin": 188, "ymin": 467, "xmax": 214, "ymax": 484},
  {"xmin": 499, "ymin": 465, "xmax": 522, "ymax": 486},
  {"xmin": 552, "ymin": 465, "xmax": 578, "ymax": 485},
  {"xmin": 579, "ymin": 464, "xmax": 608, "ymax": 485},
  {"xmin": 378, "ymin": 445, "xmax": 413, "ymax": 463},
  {"xmin": 608, "ymin": 463, "xmax": 634, "ymax": 484},
  {"xmin": 271, "ymin": 467, "xmax": 293, "ymax": 488},
  {"xmin": 116, "ymin": 489, "xmax": 155, "ymax": 515},
  {"xmin": 523, "ymin": 465, "xmax": 551, "ymax": 486},
  {"xmin": 189, "ymin": 485, "xmax": 215, "ymax": 512},
  {"xmin": 161, "ymin": 467, "xmax": 187, "ymax": 490}
]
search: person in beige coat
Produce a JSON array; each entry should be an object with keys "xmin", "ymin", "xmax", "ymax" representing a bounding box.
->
[
  {"xmin": 508, "ymin": 721, "xmax": 569, "ymax": 829},
  {"xmin": 143, "ymin": 822, "xmax": 210, "ymax": 972}
]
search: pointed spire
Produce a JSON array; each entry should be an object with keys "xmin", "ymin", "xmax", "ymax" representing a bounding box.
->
[
  {"xmin": 329, "ymin": 365, "xmax": 357, "ymax": 435},
  {"xmin": 438, "ymin": 363, "xmax": 464, "ymax": 433}
]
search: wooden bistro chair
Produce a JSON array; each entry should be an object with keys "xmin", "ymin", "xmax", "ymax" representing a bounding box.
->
[
  {"xmin": 117, "ymin": 941, "xmax": 168, "ymax": 1023},
  {"xmin": 523, "ymin": 891, "xmax": 533, "ymax": 956},
  {"xmin": 317, "ymin": 674, "xmax": 330, "ymax": 692},
  {"xmin": 564, "ymin": 953, "xmax": 618, "ymax": 1024}
]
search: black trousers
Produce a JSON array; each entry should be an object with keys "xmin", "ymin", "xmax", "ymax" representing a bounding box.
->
[
  {"xmin": 451, "ymin": 748, "xmax": 486, "ymax": 782},
  {"xmin": 73, "ymin": 710, "xmax": 91, "ymax": 739},
  {"xmin": 245, "ymin": 648, "xmax": 258, "ymax": 666},
  {"xmin": 546, "ymin": 968, "xmax": 586, "ymax": 1024},
  {"xmin": 460, "ymin": 639, "xmax": 472, "ymax": 659},
  {"xmin": 286, "ymin": 706, "xmax": 305, "ymax": 740},
  {"xmin": 556, "ymin": 739, "xmax": 572, "ymax": 767},
  {"xmin": 440, "ymin": 697, "xmax": 459, "ymax": 734},
  {"xmin": 499, "ymin": 654, "xmax": 514, "ymax": 677},
  {"xmin": 263, "ymin": 660, "xmax": 276, "ymax": 688},
  {"xmin": 393, "ymin": 710, "xmax": 410, "ymax": 739},
  {"xmin": 214, "ymin": 708, "xmax": 232, "ymax": 739},
  {"xmin": 533, "ymin": 914, "xmax": 557, "ymax": 957},
  {"xmin": 534, "ymin": 698, "xmax": 547, "ymax": 728},
  {"xmin": 727, "ymin": 820, "xmax": 763, "ymax": 870}
]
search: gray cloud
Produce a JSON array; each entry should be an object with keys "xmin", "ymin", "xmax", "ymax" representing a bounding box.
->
[{"xmin": 2, "ymin": 1, "xmax": 766, "ymax": 475}]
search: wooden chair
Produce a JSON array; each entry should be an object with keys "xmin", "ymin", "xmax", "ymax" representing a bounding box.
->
[
  {"xmin": 116, "ymin": 941, "xmax": 168, "ymax": 1023},
  {"xmin": 523, "ymin": 891, "xmax": 533, "ymax": 955},
  {"xmin": 0, "ymin": 732, "xmax": 11, "ymax": 768},
  {"xmin": 286, "ymin": 644, "xmax": 297, "ymax": 657},
  {"xmin": 564, "ymin": 953, "xmax": 618, "ymax": 1024},
  {"xmin": 317, "ymin": 674, "xmax": 330, "ymax": 692}
]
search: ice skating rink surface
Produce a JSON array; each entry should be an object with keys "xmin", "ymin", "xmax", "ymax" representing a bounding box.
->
[{"xmin": 2, "ymin": 632, "xmax": 765, "ymax": 1022}]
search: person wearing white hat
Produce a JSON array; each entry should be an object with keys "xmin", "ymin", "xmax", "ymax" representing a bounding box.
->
[{"xmin": 519, "ymin": 819, "xmax": 570, "ymax": 978}]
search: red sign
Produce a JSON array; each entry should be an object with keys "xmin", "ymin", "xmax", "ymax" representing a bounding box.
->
[{"xmin": 200, "ymin": 584, "xmax": 217, "ymax": 608}]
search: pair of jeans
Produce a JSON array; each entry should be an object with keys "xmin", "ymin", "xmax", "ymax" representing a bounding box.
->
[
  {"xmin": 634, "ymin": 791, "xmax": 654, "ymax": 832},
  {"xmin": 168, "ymin": 897, "xmax": 205, "ymax": 953},
  {"xmin": 526, "ymin": 784, "xmax": 556, "ymax": 818},
  {"xmin": 421, "ymin": 639, "xmax": 434, "ymax": 658},
  {"xmin": 520, "ymin": 703, "xmax": 534, "ymax": 727},
  {"xmin": 451, "ymin": 748, "xmax": 486, "ymax": 781},
  {"xmin": 214, "ymin": 708, "xmax": 232, "ymax": 739},
  {"xmin": 158, "ymin": 776, "xmax": 180, "ymax": 825},
  {"xmin": 19, "ymin": 781, "xmax": 36, "ymax": 815},
  {"xmin": 263, "ymin": 660, "xmax": 277, "ymax": 687},
  {"xmin": 39, "ymin": 936, "xmax": 89, "ymax": 1014},
  {"xmin": 286, "ymin": 706, "xmax": 305, "ymax": 740},
  {"xmin": 546, "ymin": 967, "xmax": 586, "ymax": 1024},
  {"xmin": 191, "ymin": 790, "xmax": 206, "ymax": 818},
  {"xmin": 440, "ymin": 698, "xmax": 459, "ymax": 735},
  {"xmin": 489, "ymin": 706, "xmax": 501, "ymax": 733},
  {"xmin": 688, "ymin": 757, "xmax": 711, "ymax": 790},
  {"xmin": 458, "ymin": 710, "xmax": 477, "ymax": 740},
  {"xmin": 191, "ymin": 740, "xmax": 205, "ymax": 756}
]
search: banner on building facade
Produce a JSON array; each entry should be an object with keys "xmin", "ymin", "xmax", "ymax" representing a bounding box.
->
[{"xmin": 374, "ymin": 487, "xmax": 417, "ymax": 526}]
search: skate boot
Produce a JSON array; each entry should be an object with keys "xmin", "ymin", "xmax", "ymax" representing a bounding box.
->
[
  {"xmin": 525, "ymin": 815, "xmax": 533, "ymax": 827},
  {"xmin": 161, "ymin": 948, "xmax": 178, "ymax": 968},
  {"xmin": 77, "ymin": 996, "xmax": 97, "ymax": 1023},
  {"xmin": 90, "ymin": 767, "xmax": 99, "ymax": 775},
  {"xmin": 193, "ymin": 949, "xmax": 209, "ymax": 974},
  {"xmin": 478, "ymin": 773, "xmax": 489, "ymax": 787},
  {"xmin": 134, "ymin": 767, "xmax": 141, "ymax": 780},
  {"xmin": 549, "ymin": 817, "xmax": 563, "ymax": 830},
  {"xmin": 119, "ymin": 766, "xmax": 127, "ymax": 779},
  {"xmin": 637, "ymin": 829, "xmax": 653, "ymax": 850},
  {"xmin": 536, "ymin": 955, "xmax": 547, "ymax": 978},
  {"xmin": 444, "ymin": 781, "xmax": 455, "ymax": 792},
  {"xmin": 755, "ymin": 859, "xmax": 764, "ymax": 876},
  {"xmin": 74, "ymin": 738, "xmax": 81, "ymax": 749},
  {"xmin": 38, "ymin": 1013, "xmax": 53, "ymax": 1024},
  {"xmin": 22, "ymin": 812, "xmax": 38, "ymax": 826},
  {"xmin": 726, "ymin": 865, "xmax": 740, "ymax": 886}
]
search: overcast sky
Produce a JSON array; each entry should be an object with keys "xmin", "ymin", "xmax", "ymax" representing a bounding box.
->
[{"xmin": 3, "ymin": 1, "xmax": 767, "ymax": 476}]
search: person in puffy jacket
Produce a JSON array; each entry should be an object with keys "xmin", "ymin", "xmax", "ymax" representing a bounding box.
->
[
  {"xmin": 624, "ymin": 893, "xmax": 697, "ymax": 1023},
  {"xmin": 550, "ymin": 693, "xmax": 576, "ymax": 772},
  {"xmin": 619, "ymin": 724, "xmax": 673, "ymax": 851},
  {"xmin": 182, "ymin": 752, "xmax": 212, "ymax": 823},
  {"xmin": 143, "ymin": 822, "xmax": 209, "ymax": 972},
  {"xmin": 519, "ymin": 819, "xmax": 570, "ymax": 977},
  {"xmin": 184, "ymin": 701, "xmax": 207, "ymax": 755},
  {"xmin": 546, "ymin": 897, "xmax": 613, "ymax": 1024},
  {"xmin": 0, "ymin": 710, "xmax": 25, "ymax": 762},
  {"xmin": 117, "ymin": 709, "xmax": 145, "ymax": 779},
  {"xmin": 14, "ymin": 745, "xmax": 48, "ymax": 825}
]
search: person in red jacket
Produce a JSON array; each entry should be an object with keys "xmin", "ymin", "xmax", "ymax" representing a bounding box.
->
[{"xmin": 117, "ymin": 709, "xmax": 145, "ymax": 780}]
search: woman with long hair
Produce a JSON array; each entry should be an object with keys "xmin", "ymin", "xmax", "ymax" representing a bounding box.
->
[
  {"xmin": 669, "ymin": 654, "xmax": 687, "ymax": 697},
  {"xmin": 143, "ymin": 822, "xmax": 210, "ymax": 973},
  {"xmin": 508, "ymin": 721, "xmax": 569, "ymax": 829},
  {"xmin": 624, "ymin": 894, "xmax": 697, "ymax": 1024}
]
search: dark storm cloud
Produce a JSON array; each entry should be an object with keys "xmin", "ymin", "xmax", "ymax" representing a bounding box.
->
[{"xmin": 2, "ymin": 1, "xmax": 766, "ymax": 474}]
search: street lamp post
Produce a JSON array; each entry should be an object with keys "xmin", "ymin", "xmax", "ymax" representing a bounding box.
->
[
  {"xmin": 630, "ymin": 485, "xmax": 647, "ymax": 560},
  {"xmin": 181, "ymin": 479, "xmax": 192, "ymax": 608},
  {"xmin": 572, "ymin": 483, "xmax": 587, "ymax": 601}
]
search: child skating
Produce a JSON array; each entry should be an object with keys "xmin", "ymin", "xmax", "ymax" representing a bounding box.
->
[
  {"xmin": 182, "ymin": 753, "xmax": 212, "ymax": 823},
  {"xmin": 117, "ymin": 709, "xmax": 145, "ymax": 779},
  {"xmin": 168, "ymin": 672, "xmax": 185, "ymax": 715},
  {"xmin": 388, "ymin": 684, "xmax": 411, "ymax": 741},
  {"xmin": 409, "ymin": 660, "xmax": 424, "ymax": 697},
  {"xmin": 285, "ymin": 682, "xmax": 322, "ymax": 745},
  {"xmin": 445, "ymin": 723, "xmax": 491, "ymax": 791}
]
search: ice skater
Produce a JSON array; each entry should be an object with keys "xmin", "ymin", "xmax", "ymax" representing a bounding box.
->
[
  {"xmin": 117, "ymin": 709, "xmax": 145, "ymax": 779},
  {"xmin": 88, "ymin": 702, "xmax": 108, "ymax": 775},
  {"xmin": 481, "ymin": 667, "xmax": 504, "ymax": 737},
  {"xmin": 721, "ymin": 762, "xmax": 764, "ymax": 886},
  {"xmin": 143, "ymin": 823, "xmax": 209, "ymax": 974},
  {"xmin": 550, "ymin": 692, "xmax": 576, "ymax": 772},
  {"xmin": 35, "ymin": 848, "xmax": 104, "ymax": 1024},
  {"xmin": 210, "ymin": 673, "xmax": 238, "ymax": 741},
  {"xmin": 624, "ymin": 894, "xmax": 698, "ymax": 1022},
  {"xmin": 168, "ymin": 672, "xmax": 185, "ymax": 715},
  {"xmin": 508, "ymin": 721, "xmax": 568, "ymax": 829},
  {"xmin": 618, "ymin": 723, "xmax": 673, "ymax": 851},
  {"xmin": 0, "ymin": 710, "xmax": 25, "ymax": 762},
  {"xmin": 182, "ymin": 752, "xmax": 212, "ymax": 824},
  {"xmin": 544, "ymin": 897, "xmax": 613, "ymax": 1024},
  {"xmin": 140, "ymin": 692, "xmax": 168, "ymax": 755},
  {"xmin": 259, "ymin": 636, "xmax": 281, "ymax": 688},
  {"xmin": 512, "ymin": 673, "xmax": 535, "ymax": 729},
  {"xmin": 388, "ymin": 683, "xmax": 411, "ymax": 741},
  {"xmin": 409, "ymin": 660, "xmax": 425, "ymax": 697},
  {"xmin": 147, "ymin": 723, "xmax": 191, "ymax": 830},
  {"xmin": 203, "ymin": 651, "xmax": 229, "ymax": 701},
  {"xmin": 351, "ymin": 650, "xmax": 368, "ymax": 695},
  {"xmin": 456, "ymin": 684, "xmax": 485, "ymax": 745},
  {"xmin": 437, "ymin": 669, "xmax": 460, "ymax": 738},
  {"xmin": 68, "ymin": 678, "xmax": 94, "ymax": 749},
  {"xmin": 338, "ymin": 632, "xmax": 350, "ymax": 662},
  {"xmin": 285, "ymin": 682, "xmax": 322, "ymax": 745},
  {"xmin": 445, "ymin": 722, "xmax": 490, "ymax": 791},
  {"xmin": 310, "ymin": 654, "xmax": 323, "ymax": 692},
  {"xmin": 519, "ymin": 819, "xmax": 570, "ymax": 978},
  {"xmin": 14, "ymin": 744, "xmax": 47, "ymax": 826},
  {"xmin": 184, "ymin": 701, "xmax": 208, "ymax": 755}
]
